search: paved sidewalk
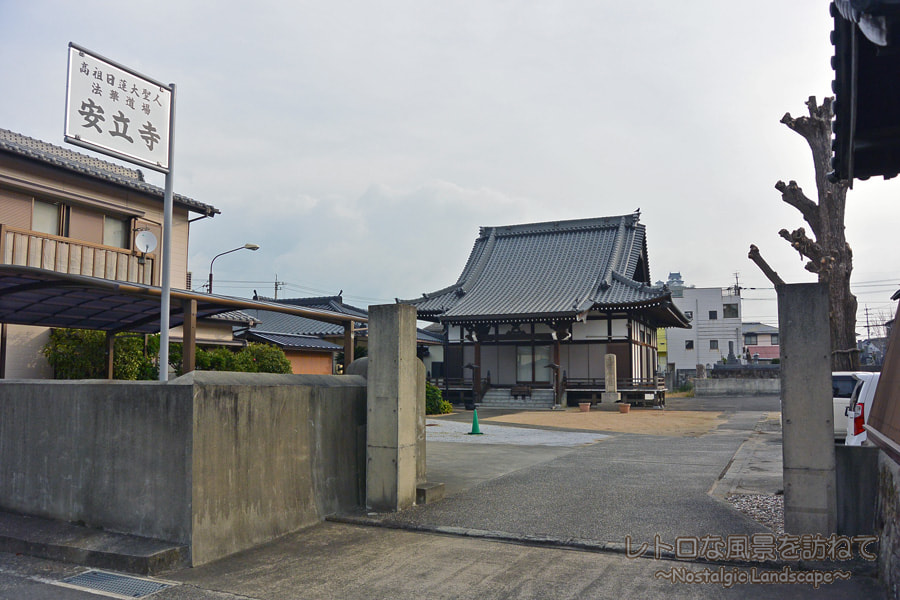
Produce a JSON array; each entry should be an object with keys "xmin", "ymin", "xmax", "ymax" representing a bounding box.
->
[
  {"xmin": 0, "ymin": 522, "xmax": 884, "ymax": 599},
  {"xmin": 376, "ymin": 415, "xmax": 770, "ymax": 545}
]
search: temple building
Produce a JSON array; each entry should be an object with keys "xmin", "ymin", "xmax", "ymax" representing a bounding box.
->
[{"xmin": 400, "ymin": 213, "xmax": 690, "ymax": 408}]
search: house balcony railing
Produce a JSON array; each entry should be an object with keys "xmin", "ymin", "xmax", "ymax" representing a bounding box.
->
[{"xmin": 0, "ymin": 224, "xmax": 156, "ymax": 286}]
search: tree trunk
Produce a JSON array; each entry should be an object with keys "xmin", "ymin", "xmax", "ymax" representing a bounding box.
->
[{"xmin": 774, "ymin": 97, "xmax": 858, "ymax": 371}]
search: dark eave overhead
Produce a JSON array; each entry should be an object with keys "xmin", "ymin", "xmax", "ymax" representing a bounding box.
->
[{"xmin": 0, "ymin": 128, "xmax": 219, "ymax": 217}]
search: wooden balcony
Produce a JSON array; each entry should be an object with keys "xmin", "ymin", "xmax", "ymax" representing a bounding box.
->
[{"xmin": 0, "ymin": 224, "xmax": 156, "ymax": 286}]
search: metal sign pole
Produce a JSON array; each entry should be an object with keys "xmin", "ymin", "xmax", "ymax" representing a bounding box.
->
[{"xmin": 159, "ymin": 83, "xmax": 176, "ymax": 381}]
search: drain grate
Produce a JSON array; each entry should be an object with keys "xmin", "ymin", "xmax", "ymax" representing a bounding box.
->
[{"xmin": 61, "ymin": 570, "xmax": 173, "ymax": 598}]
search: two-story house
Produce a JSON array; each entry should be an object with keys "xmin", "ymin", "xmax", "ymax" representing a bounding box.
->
[
  {"xmin": 742, "ymin": 322, "xmax": 780, "ymax": 363},
  {"xmin": 0, "ymin": 127, "xmax": 219, "ymax": 377},
  {"xmin": 0, "ymin": 128, "xmax": 368, "ymax": 378}
]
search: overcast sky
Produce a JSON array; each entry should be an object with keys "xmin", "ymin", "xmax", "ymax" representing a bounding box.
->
[{"xmin": 2, "ymin": 1, "xmax": 898, "ymax": 333}]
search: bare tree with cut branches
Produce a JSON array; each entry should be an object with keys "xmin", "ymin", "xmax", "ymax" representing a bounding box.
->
[{"xmin": 749, "ymin": 96, "xmax": 858, "ymax": 371}]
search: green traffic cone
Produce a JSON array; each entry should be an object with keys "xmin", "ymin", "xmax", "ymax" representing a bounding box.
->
[{"xmin": 468, "ymin": 408, "xmax": 483, "ymax": 435}]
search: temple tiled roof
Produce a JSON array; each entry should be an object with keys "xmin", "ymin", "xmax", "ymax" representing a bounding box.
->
[
  {"xmin": 0, "ymin": 128, "xmax": 219, "ymax": 217},
  {"xmin": 401, "ymin": 214, "xmax": 689, "ymax": 327}
]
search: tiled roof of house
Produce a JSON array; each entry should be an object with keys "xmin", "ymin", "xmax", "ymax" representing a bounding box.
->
[
  {"xmin": 244, "ymin": 331, "xmax": 342, "ymax": 351},
  {"xmin": 400, "ymin": 214, "xmax": 688, "ymax": 326},
  {"xmin": 242, "ymin": 309, "xmax": 346, "ymax": 337},
  {"xmin": 416, "ymin": 328, "xmax": 444, "ymax": 344},
  {"xmin": 0, "ymin": 128, "xmax": 219, "ymax": 217},
  {"xmin": 207, "ymin": 310, "xmax": 259, "ymax": 325}
]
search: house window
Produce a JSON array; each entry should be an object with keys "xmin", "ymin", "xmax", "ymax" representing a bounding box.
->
[
  {"xmin": 771, "ymin": 334, "xmax": 779, "ymax": 345},
  {"xmin": 744, "ymin": 333, "xmax": 758, "ymax": 345},
  {"xmin": 723, "ymin": 303, "xmax": 739, "ymax": 319},
  {"xmin": 709, "ymin": 310, "xmax": 718, "ymax": 320},
  {"xmin": 710, "ymin": 340, "xmax": 719, "ymax": 350},
  {"xmin": 103, "ymin": 215, "xmax": 130, "ymax": 249},
  {"xmin": 33, "ymin": 200, "xmax": 61, "ymax": 236},
  {"xmin": 685, "ymin": 340, "xmax": 694, "ymax": 350}
]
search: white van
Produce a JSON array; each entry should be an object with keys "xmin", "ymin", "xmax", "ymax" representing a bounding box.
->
[
  {"xmin": 832, "ymin": 372, "xmax": 860, "ymax": 440},
  {"xmin": 845, "ymin": 372, "xmax": 881, "ymax": 446}
]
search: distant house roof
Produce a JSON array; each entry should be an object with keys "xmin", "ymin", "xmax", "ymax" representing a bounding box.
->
[
  {"xmin": 742, "ymin": 322, "xmax": 779, "ymax": 336},
  {"xmin": 0, "ymin": 128, "xmax": 219, "ymax": 217},
  {"xmin": 241, "ymin": 295, "xmax": 440, "ymax": 345},
  {"xmin": 416, "ymin": 328, "xmax": 444, "ymax": 344},
  {"xmin": 242, "ymin": 295, "xmax": 365, "ymax": 338},
  {"xmin": 400, "ymin": 213, "xmax": 689, "ymax": 327},
  {"xmin": 256, "ymin": 294, "xmax": 369, "ymax": 318}
]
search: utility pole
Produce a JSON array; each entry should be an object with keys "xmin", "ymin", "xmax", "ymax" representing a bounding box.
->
[
  {"xmin": 865, "ymin": 305, "xmax": 871, "ymax": 341},
  {"xmin": 274, "ymin": 275, "xmax": 285, "ymax": 300}
]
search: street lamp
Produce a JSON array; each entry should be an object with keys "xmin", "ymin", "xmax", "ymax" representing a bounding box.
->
[{"xmin": 208, "ymin": 243, "xmax": 260, "ymax": 293}]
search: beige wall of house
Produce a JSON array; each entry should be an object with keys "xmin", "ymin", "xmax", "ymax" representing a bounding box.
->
[
  {"xmin": 170, "ymin": 320, "xmax": 240, "ymax": 345},
  {"xmin": 0, "ymin": 154, "xmax": 193, "ymax": 288},
  {"xmin": 3, "ymin": 325, "xmax": 53, "ymax": 379}
]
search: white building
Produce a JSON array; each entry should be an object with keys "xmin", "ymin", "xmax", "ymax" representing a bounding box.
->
[{"xmin": 663, "ymin": 283, "xmax": 743, "ymax": 374}]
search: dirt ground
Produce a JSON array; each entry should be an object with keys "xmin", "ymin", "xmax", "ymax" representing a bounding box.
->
[{"xmin": 481, "ymin": 407, "xmax": 726, "ymax": 437}]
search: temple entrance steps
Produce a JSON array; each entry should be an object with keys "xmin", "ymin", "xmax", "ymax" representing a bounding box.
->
[{"xmin": 478, "ymin": 387, "xmax": 555, "ymax": 409}]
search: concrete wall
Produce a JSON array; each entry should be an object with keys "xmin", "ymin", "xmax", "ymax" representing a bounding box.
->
[
  {"xmin": 0, "ymin": 380, "xmax": 193, "ymax": 542},
  {"xmin": 0, "ymin": 371, "xmax": 366, "ymax": 566},
  {"xmin": 693, "ymin": 378, "xmax": 781, "ymax": 396},
  {"xmin": 835, "ymin": 445, "xmax": 879, "ymax": 536},
  {"xmin": 876, "ymin": 451, "xmax": 900, "ymax": 599}
]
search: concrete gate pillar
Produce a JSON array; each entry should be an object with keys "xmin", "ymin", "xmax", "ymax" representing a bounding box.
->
[
  {"xmin": 778, "ymin": 282, "xmax": 836, "ymax": 534},
  {"xmin": 366, "ymin": 304, "xmax": 418, "ymax": 512}
]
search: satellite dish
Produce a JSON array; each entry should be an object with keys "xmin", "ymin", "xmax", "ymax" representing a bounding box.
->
[{"xmin": 134, "ymin": 230, "xmax": 158, "ymax": 253}]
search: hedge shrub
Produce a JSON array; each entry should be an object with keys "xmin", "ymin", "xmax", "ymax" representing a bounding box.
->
[
  {"xmin": 43, "ymin": 329, "xmax": 292, "ymax": 379},
  {"xmin": 425, "ymin": 381, "xmax": 453, "ymax": 415}
]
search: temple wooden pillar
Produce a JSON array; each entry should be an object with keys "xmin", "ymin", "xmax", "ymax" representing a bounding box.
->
[
  {"xmin": 473, "ymin": 339, "xmax": 481, "ymax": 400},
  {"xmin": 553, "ymin": 337, "xmax": 561, "ymax": 405}
]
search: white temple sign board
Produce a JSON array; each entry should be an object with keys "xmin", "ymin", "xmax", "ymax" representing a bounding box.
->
[{"xmin": 65, "ymin": 43, "xmax": 172, "ymax": 172}]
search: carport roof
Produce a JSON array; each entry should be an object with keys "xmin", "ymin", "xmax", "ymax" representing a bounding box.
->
[{"xmin": 0, "ymin": 265, "xmax": 362, "ymax": 334}]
